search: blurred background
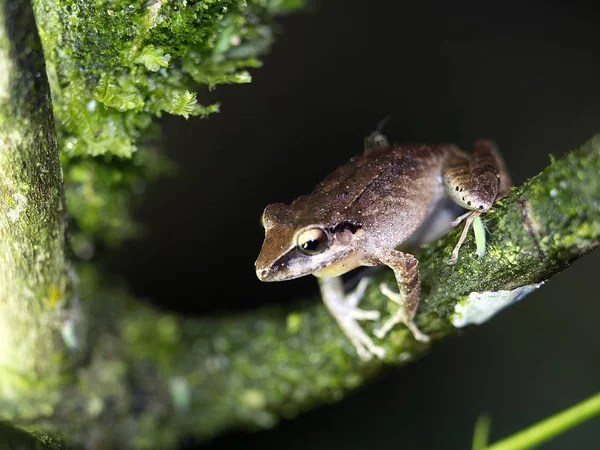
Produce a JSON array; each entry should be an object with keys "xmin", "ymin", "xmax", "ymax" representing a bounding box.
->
[{"xmin": 102, "ymin": 0, "xmax": 600, "ymax": 448}]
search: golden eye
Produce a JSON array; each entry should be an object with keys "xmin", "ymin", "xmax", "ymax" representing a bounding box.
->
[{"xmin": 297, "ymin": 227, "xmax": 329, "ymax": 255}]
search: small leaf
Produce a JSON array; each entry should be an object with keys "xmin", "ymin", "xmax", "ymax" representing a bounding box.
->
[
  {"xmin": 94, "ymin": 75, "xmax": 144, "ymax": 112},
  {"xmin": 94, "ymin": 74, "xmax": 118, "ymax": 106},
  {"xmin": 135, "ymin": 45, "xmax": 171, "ymax": 72},
  {"xmin": 166, "ymin": 91, "xmax": 197, "ymax": 119}
]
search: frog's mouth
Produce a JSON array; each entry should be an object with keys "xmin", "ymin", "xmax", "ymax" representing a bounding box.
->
[
  {"xmin": 255, "ymin": 247, "xmax": 355, "ymax": 282},
  {"xmin": 255, "ymin": 248, "xmax": 313, "ymax": 282}
]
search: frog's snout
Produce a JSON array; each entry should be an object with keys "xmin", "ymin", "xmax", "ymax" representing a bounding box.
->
[
  {"xmin": 255, "ymin": 256, "xmax": 276, "ymax": 282},
  {"xmin": 255, "ymin": 257, "xmax": 290, "ymax": 282},
  {"xmin": 256, "ymin": 266, "xmax": 270, "ymax": 281}
]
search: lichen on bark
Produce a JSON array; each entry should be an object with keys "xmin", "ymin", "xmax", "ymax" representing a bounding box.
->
[{"xmin": 0, "ymin": 0, "xmax": 83, "ymax": 420}]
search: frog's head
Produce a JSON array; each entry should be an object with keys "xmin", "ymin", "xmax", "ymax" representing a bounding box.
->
[{"xmin": 255, "ymin": 203, "xmax": 362, "ymax": 282}]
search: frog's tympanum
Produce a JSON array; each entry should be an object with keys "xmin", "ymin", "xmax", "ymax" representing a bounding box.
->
[{"xmin": 255, "ymin": 131, "xmax": 510, "ymax": 360}]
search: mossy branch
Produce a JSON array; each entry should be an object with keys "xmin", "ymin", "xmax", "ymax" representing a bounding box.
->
[
  {"xmin": 94, "ymin": 134, "xmax": 598, "ymax": 445},
  {"xmin": 0, "ymin": 0, "xmax": 84, "ymax": 419},
  {"xmin": 0, "ymin": 420, "xmax": 67, "ymax": 450},
  {"xmin": 7, "ymin": 135, "xmax": 596, "ymax": 449}
]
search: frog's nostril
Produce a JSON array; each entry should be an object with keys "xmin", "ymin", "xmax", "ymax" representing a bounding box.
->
[{"xmin": 257, "ymin": 268, "xmax": 269, "ymax": 280}]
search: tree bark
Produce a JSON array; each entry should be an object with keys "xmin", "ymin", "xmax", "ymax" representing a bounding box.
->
[{"xmin": 0, "ymin": 0, "xmax": 83, "ymax": 420}]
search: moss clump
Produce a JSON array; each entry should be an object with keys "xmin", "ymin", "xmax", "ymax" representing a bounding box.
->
[{"xmin": 32, "ymin": 0, "xmax": 304, "ymax": 248}]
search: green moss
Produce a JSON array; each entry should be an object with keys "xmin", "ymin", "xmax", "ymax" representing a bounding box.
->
[
  {"xmin": 30, "ymin": 432, "xmax": 70, "ymax": 450},
  {"xmin": 0, "ymin": 421, "xmax": 67, "ymax": 449},
  {"xmin": 32, "ymin": 0, "xmax": 304, "ymax": 245}
]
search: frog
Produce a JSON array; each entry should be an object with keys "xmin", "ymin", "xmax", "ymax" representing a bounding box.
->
[{"xmin": 255, "ymin": 129, "xmax": 510, "ymax": 360}]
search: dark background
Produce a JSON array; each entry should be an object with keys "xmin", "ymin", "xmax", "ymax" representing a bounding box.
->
[{"xmin": 103, "ymin": 0, "xmax": 600, "ymax": 448}]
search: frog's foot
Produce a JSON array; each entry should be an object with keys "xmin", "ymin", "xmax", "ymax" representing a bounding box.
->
[
  {"xmin": 364, "ymin": 115, "xmax": 391, "ymax": 153},
  {"xmin": 336, "ymin": 313, "xmax": 386, "ymax": 361},
  {"xmin": 447, "ymin": 211, "xmax": 480, "ymax": 265},
  {"xmin": 374, "ymin": 283, "xmax": 430, "ymax": 343},
  {"xmin": 318, "ymin": 277, "xmax": 385, "ymax": 361}
]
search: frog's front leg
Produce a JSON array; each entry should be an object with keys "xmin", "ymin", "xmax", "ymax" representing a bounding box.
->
[
  {"xmin": 317, "ymin": 276, "xmax": 385, "ymax": 361},
  {"xmin": 366, "ymin": 248, "xmax": 430, "ymax": 342},
  {"xmin": 443, "ymin": 140, "xmax": 511, "ymax": 264}
]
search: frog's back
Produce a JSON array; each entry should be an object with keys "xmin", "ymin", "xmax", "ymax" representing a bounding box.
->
[{"xmin": 292, "ymin": 144, "xmax": 458, "ymax": 246}]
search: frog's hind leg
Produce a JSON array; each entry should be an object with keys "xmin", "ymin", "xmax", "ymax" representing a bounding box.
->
[{"xmin": 443, "ymin": 140, "xmax": 511, "ymax": 264}]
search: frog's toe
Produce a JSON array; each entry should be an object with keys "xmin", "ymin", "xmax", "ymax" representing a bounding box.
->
[
  {"xmin": 379, "ymin": 282, "xmax": 403, "ymax": 304},
  {"xmin": 373, "ymin": 324, "xmax": 392, "ymax": 340},
  {"xmin": 368, "ymin": 343, "xmax": 386, "ymax": 360},
  {"xmin": 354, "ymin": 344, "xmax": 373, "ymax": 361},
  {"xmin": 352, "ymin": 333, "xmax": 385, "ymax": 361},
  {"xmin": 405, "ymin": 321, "xmax": 431, "ymax": 343},
  {"xmin": 346, "ymin": 277, "xmax": 371, "ymax": 307},
  {"xmin": 447, "ymin": 255, "xmax": 459, "ymax": 265},
  {"xmin": 349, "ymin": 307, "xmax": 380, "ymax": 321},
  {"xmin": 374, "ymin": 317, "xmax": 430, "ymax": 343}
]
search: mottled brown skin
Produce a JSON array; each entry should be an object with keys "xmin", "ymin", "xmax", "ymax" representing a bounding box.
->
[{"xmin": 256, "ymin": 138, "xmax": 509, "ymax": 360}]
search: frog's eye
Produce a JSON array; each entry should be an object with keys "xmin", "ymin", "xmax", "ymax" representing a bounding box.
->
[{"xmin": 297, "ymin": 227, "xmax": 330, "ymax": 255}]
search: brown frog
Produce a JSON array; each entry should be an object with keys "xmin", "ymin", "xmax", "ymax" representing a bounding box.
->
[{"xmin": 255, "ymin": 130, "xmax": 510, "ymax": 360}]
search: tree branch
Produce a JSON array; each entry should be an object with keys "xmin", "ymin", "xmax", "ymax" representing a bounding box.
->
[
  {"xmin": 111, "ymin": 134, "xmax": 599, "ymax": 444},
  {"xmin": 0, "ymin": 0, "xmax": 84, "ymax": 419},
  {"xmin": 24, "ymin": 135, "xmax": 598, "ymax": 448}
]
